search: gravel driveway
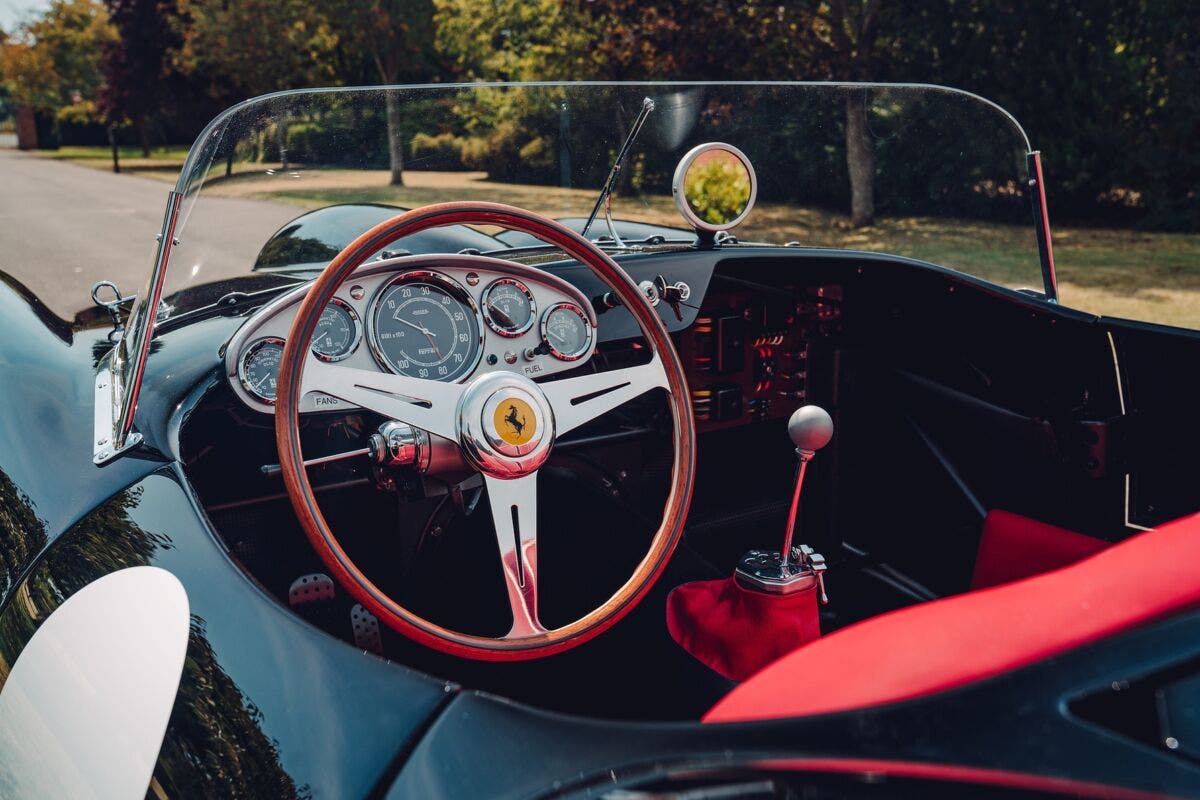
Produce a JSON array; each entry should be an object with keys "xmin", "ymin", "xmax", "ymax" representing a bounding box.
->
[{"xmin": 0, "ymin": 147, "xmax": 297, "ymax": 319}]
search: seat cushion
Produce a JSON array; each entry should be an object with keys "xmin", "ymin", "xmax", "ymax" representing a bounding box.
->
[
  {"xmin": 706, "ymin": 511, "xmax": 1200, "ymax": 723},
  {"xmin": 971, "ymin": 510, "xmax": 1110, "ymax": 590}
]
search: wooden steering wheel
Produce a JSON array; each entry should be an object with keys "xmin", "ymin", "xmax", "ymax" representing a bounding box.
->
[{"xmin": 274, "ymin": 202, "xmax": 696, "ymax": 660}]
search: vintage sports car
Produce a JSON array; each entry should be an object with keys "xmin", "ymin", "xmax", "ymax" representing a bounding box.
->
[{"xmin": 1, "ymin": 83, "xmax": 1199, "ymax": 798}]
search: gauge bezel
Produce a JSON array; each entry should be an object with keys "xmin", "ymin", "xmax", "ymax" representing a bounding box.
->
[
  {"xmin": 238, "ymin": 336, "xmax": 286, "ymax": 404},
  {"xmin": 312, "ymin": 297, "xmax": 362, "ymax": 363},
  {"xmin": 481, "ymin": 277, "xmax": 537, "ymax": 338},
  {"xmin": 540, "ymin": 301, "xmax": 594, "ymax": 361},
  {"xmin": 367, "ymin": 269, "xmax": 485, "ymax": 382}
]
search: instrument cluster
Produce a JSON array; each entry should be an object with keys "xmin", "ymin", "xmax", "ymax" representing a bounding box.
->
[{"xmin": 225, "ymin": 257, "xmax": 597, "ymax": 414}]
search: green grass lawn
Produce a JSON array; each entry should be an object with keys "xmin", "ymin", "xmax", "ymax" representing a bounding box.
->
[
  {"xmin": 33, "ymin": 145, "xmax": 191, "ymax": 178},
  {"xmin": 33, "ymin": 146, "xmax": 1200, "ymax": 328}
]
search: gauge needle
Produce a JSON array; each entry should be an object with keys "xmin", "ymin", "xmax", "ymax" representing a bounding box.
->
[
  {"xmin": 254, "ymin": 373, "xmax": 273, "ymax": 391},
  {"xmin": 487, "ymin": 301, "xmax": 516, "ymax": 328},
  {"xmin": 548, "ymin": 329, "xmax": 569, "ymax": 346},
  {"xmin": 396, "ymin": 316, "xmax": 437, "ymax": 337}
]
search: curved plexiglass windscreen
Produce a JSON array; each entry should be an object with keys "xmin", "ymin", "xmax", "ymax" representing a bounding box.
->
[{"xmin": 147, "ymin": 82, "xmax": 1038, "ymax": 324}]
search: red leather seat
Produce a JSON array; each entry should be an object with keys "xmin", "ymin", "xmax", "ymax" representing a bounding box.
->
[{"xmin": 705, "ymin": 511, "xmax": 1200, "ymax": 723}]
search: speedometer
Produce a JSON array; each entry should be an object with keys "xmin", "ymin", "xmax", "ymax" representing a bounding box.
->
[{"xmin": 369, "ymin": 271, "xmax": 483, "ymax": 382}]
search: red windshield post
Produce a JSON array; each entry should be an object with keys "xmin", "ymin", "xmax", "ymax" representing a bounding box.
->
[{"xmin": 1028, "ymin": 151, "xmax": 1059, "ymax": 302}]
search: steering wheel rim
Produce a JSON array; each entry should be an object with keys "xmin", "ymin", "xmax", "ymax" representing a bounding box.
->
[{"xmin": 275, "ymin": 202, "xmax": 696, "ymax": 660}]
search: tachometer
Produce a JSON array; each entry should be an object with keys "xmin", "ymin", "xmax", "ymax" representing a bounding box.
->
[
  {"xmin": 238, "ymin": 337, "xmax": 285, "ymax": 403},
  {"xmin": 312, "ymin": 298, "xmax": 360, "ymax": 362},
  {"xmin": 540, "ymin": 302, "xmax": 593, "ymax": 361},
  {"xmin": 482, "ymin": 278, "xmax": 536, "ymax": 337},
  {"xmin": 369, "ymin": 271, "xmax": 482, "ymax": 381}
]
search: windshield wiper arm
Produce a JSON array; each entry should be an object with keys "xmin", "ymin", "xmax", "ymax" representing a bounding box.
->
[{"xmin": 580, "ymin": 97, "xmax": 655, "ymax": 247}]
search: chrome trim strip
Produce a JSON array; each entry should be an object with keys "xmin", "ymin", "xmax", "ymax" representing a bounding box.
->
[{"xmin": 1108, "ymin": 330, "xmax": 1155, "ymax": 532}]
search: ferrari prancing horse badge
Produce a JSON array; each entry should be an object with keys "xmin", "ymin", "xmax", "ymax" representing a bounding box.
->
[{"xmin": 493, "ymin": 397, "xmax": 536, "ymax": 446}]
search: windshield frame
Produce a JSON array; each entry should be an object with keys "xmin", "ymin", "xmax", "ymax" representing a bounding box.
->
[{"xmin": 95, "ymin": 80, "xmax": 1049, "ymax": 467}]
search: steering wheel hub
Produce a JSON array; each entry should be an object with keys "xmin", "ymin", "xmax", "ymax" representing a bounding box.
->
[{"xmin": 458, "ymin": 371, "xmax": 554, "ymax": 478}]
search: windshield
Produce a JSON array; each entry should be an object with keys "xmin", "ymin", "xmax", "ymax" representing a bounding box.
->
[
  {"xmin": 154, "ymin": 82, "xmax": 1037, "ymax": 312},
  {"xmin": 107, "ymin": 82, "xmax": 1040, "ymax": 446}
]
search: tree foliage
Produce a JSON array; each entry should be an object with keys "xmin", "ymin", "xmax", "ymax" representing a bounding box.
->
[
  {"xmin": 100, "ymin": 0, "xmax": 187, "ymax": 151},
  {"xmin": 0, "ymin": 0, "xmax": 113, "ymax": 116},
  {"xmin": 174, "ymin": 0, "xmax": 338, "ymax": 99},
  {"xmin": 2, "ymin": 0, "xmax": 1196, "ymax": 230}
]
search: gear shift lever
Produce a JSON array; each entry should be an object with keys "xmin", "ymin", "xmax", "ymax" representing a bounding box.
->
[
  {"xmin": 666, "ymin": 405, "xmax": 833, "ymax": 680},
  {"xmin": 735, "ymin": 405, "xmax": 833, "ymax": 601}
]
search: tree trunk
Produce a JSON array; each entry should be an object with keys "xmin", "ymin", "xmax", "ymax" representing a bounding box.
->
[
  {"xmin": 138, "ymin": 116, "xmax": 150, "ymax": 158},
  {"xmin": 276, "ymin": 122, "xmax": 288, "ymax": 171},
  {"xmin": 845, "ymin": 94, "xmax": 875, "ymax": 227},
  {"xmin": 108, "ymin": 124, "xmax": 120, "ymax": 174},
  {"xmin": 385, "ymin": 90, "xmax": 404, "ymax": 187}
]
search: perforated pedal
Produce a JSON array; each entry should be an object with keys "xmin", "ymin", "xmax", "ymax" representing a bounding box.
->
[
  {"xmin": 288, "ymin": 573, "xmax": 335, "ymax": 608},
  {"xmin": 351, "ymin": 603, "xmax": 384, "ymax": 656}
]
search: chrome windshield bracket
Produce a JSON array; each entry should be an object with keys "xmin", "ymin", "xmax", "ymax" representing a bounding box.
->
[
  {"xmin": 94, "ymin": 354, "xmax": 142, "ymax": 465},
  {"xmin": 1027, "ymin": 151, "xmax": 1059, "ymax": 303},
  {"xmin": 95, "ymin": 189, "xmax": 182, "ymax": 467}
]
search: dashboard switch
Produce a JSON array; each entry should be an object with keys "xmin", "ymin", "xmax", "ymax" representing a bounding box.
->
[
  {"xmin": 711, "ymin": 383, "xmax": 744, "ymax": 422},
  {"xmin": 714, "ymin": 314, "xmax": 746, "ymax": 374}
]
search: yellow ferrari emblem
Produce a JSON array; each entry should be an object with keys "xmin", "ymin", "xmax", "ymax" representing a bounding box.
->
[{"xmin": 493, "ymin": 397, "xmax": 536, "ymax": 446}]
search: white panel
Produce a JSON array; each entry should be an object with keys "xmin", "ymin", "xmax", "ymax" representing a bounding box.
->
[{"xmin": 0, "ymin": 566, "xmax": 189, "ymax": 799}]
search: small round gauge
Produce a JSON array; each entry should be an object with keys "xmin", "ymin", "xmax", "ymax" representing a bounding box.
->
[
  {"xmin": 238, "ymin": 337, "xmax": 285, "ymax": 404},
  {"xmin": 482, "ymin": 278, "xmax": 536, "ymax": 337},
  {"xmin": 370, "ymin": 271, "xmax": 483, "ymax": 382},
  {"xmin": 312, "ymin": 298, "xmax": 360, "ymax": 362},
  {"xmin": 540, "ymin": 302, "xmax": 594, "ymax": 361}
]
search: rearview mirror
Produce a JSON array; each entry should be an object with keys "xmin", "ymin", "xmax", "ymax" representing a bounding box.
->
[{"xmin": 672, "ymin": 143, "xmax": 757, "ymax": 233}]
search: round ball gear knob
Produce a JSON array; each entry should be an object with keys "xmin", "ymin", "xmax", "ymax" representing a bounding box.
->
[{"xmin": 787, "ymin": 405, "xmax": 833, "ymax": 456}]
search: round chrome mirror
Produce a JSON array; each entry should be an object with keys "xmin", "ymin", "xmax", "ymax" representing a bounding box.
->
[{"xmin": 672, "ymin": 143, "xmax": 757, "ymax": 233}]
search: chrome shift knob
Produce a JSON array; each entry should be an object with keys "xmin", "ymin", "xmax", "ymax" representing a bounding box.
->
[
  {"xmin": 788, "ymin": 405, "xmax": 833, "ymax": 457},
  {"xmin": 734, "ymin": 404, "xmax": 833, "ymax": 600}
]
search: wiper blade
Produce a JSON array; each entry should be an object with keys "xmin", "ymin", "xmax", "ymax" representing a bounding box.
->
[{"xmin": 580, "ymin": 97, "xmax": 656, "ymax": 245}]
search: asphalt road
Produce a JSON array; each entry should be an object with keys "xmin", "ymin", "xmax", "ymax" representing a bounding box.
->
[{"xmin": 0, "ymin": 147, "xmax": 297, "ymax": 319}]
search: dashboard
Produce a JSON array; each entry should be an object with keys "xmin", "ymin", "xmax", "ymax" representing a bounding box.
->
[
  {"xmin": 224, "ymin": 254, "xmax": 598, "ymax": 414},
  {"xmin": 681, "ymin": 277, "xmax": 843, "ymax": 431}
]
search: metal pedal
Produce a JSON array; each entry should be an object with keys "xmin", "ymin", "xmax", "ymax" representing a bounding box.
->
[
  {"xmin": 288, "ymin": 573, "xmax": 335, "ymax": 608},
  {"xmin": 351, "ymin": 603, "xmax": 384, "ymax": 656}
]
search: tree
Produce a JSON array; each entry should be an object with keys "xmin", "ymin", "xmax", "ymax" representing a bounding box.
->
[
  {"xmin": 175, "ymin": 0, "xmax": 337, "ymax": 167},
  {"xmin": 574, "ymin": 0, "xmax": 897, "ymax": 227},
  {"xmin": 175, "ymin": 0, "xmax": 337, "ymax": 98},
  {"xmin": 0, "ymin": 0, "xmax": 114, "ymax": 119},
  {"xmin": 328, "ymin": 0, "xmax": 438, "ymax": 185},
  {"xmin": 435, "ymin": 0, "xmax": 602, "ymax": 82},
  {"xmin": 811, "ymin": 1, "xmax": 901, "ymax": 227},
  {"xmin": 100, "ymin": 0, "xmax": 185, "ymax": 157}
]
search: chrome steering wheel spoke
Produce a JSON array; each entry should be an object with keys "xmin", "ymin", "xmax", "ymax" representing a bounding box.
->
[
  {"xmin": 483, "ymin": 472, "xmax": 545, "ymax": 638},
  {"xmin": 301, "ymin": 357, "xmax": 464, "ymax": 440},
  {"xmin": 541, "ymin": 352, "xmax": 670, "ymax": 436}
]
